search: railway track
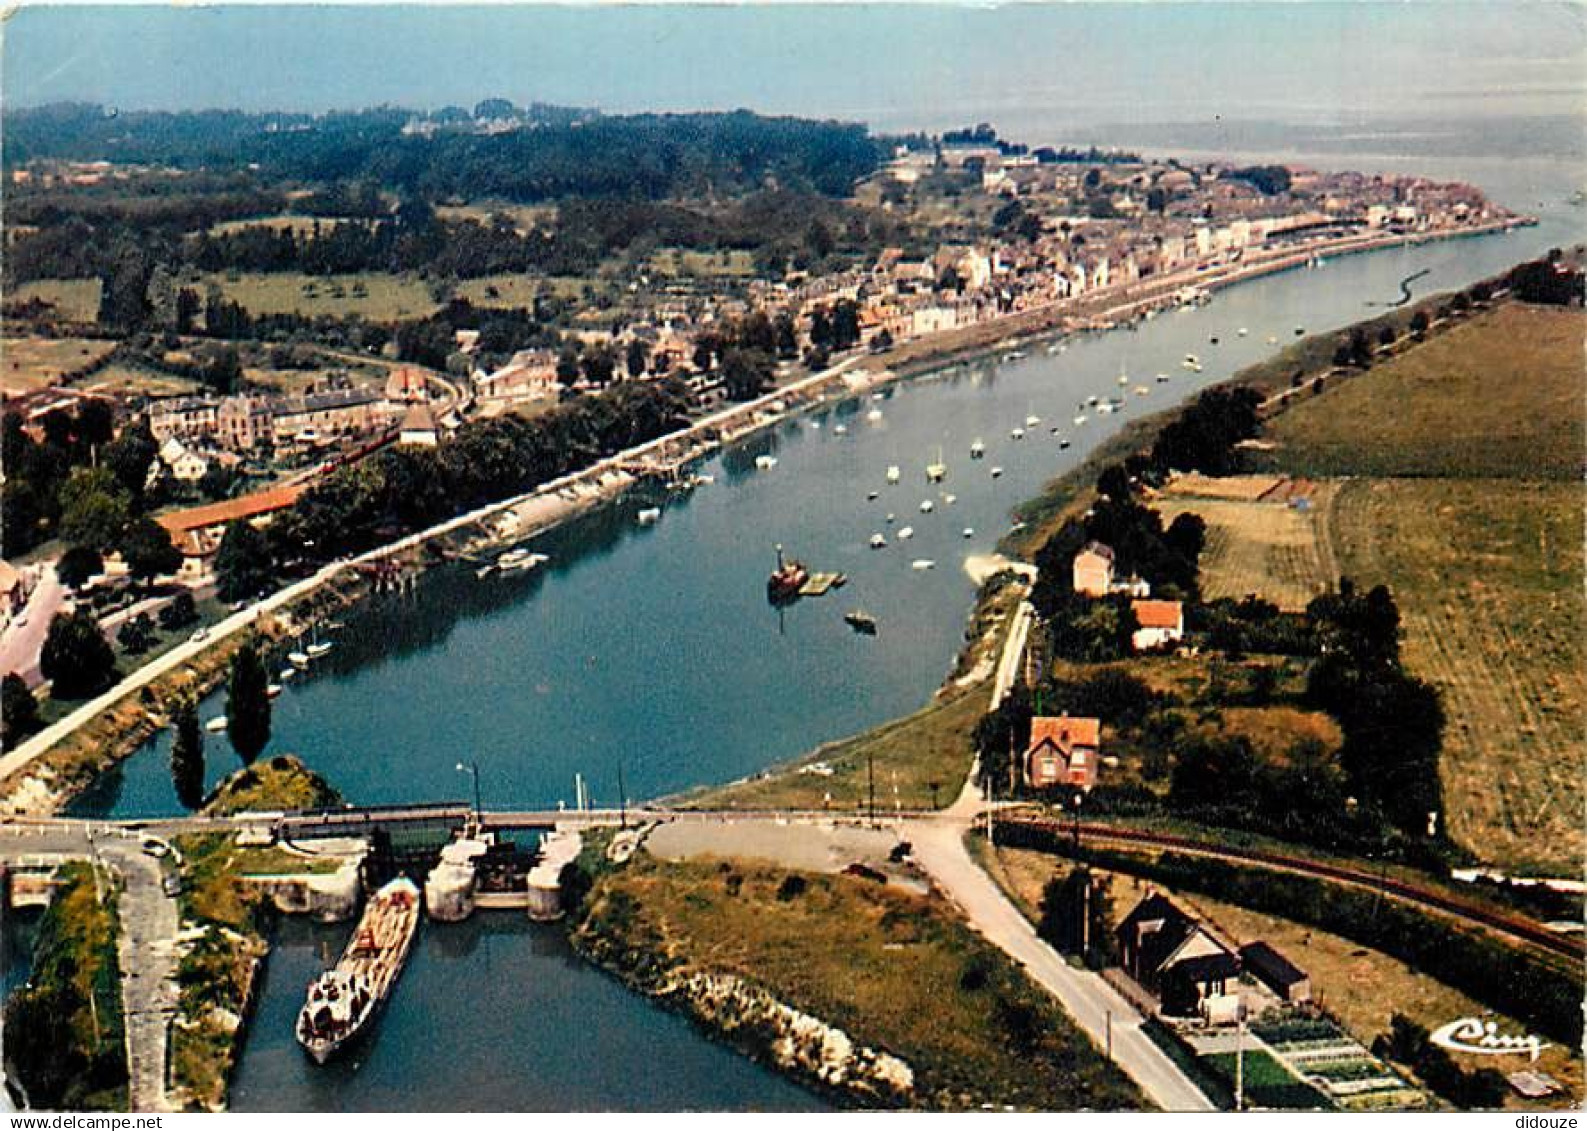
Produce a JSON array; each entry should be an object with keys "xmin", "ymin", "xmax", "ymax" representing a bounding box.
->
[{"xmin": 1002, "ymin": 816, "xmax": 1584, "ymax": 963}]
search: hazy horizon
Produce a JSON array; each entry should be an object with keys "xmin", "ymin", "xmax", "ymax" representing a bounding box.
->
[{"xmin": 5, "ymin": 3, "xmax": 1584, "ymax": 140}]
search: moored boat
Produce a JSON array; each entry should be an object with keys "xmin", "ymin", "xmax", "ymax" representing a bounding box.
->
[
  {"xmin": 296, "ymin": 876, "xmax": 421, "ymax": 1064},
  {"xmin": 844, "ymin": 610, "xmax": 878, "ymax": 635},
  {"xmin": 767, "ymin": 545, "xmax": 809, "ymax": 604}
]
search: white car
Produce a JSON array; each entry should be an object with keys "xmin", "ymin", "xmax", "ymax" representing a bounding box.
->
[{"xmin": 189, "ymin": 627, "xmax": 210, "ymax": 643}]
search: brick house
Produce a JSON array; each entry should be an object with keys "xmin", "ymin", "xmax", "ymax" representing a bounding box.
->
[{"xmin": 1023, "ymin": 715, "xmax": 1101, "ymax": 790}]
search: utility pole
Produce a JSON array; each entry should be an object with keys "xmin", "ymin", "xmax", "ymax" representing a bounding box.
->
[
  {"xmin": 1105, "ymin": 1009, "xmax": 1112, "ymax": 1060},
  {"xmin": 1081, "ymin": 873, "xmax": 1091, "ymax": 959},
  {"xmin": 1235, "ymin": 1003, "xmax": 1246, "ymax": 1113},
  {"xmin": 617, "ymin": 760, "xmax": 627, "ymax": 829},
  {"xmin": 867, "ymin": 753, "xmax": 875, "ymax": 827}
]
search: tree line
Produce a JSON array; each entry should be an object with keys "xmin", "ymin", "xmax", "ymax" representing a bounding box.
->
[
  {"xmin": 215, "ymin": 376, "xmax": 692, "ymax": 598},
  {"xmin": 5, "ymin": 104, "xmax": 885, "ymax": 203}
]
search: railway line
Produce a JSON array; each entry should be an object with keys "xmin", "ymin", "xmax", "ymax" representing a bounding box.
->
[{"xmin": 1000, "ymin": 816, "xmax": 1583, "ymax": 963}]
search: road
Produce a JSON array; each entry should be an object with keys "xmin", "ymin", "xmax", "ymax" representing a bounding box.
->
[
  {"xmin": 0, "ymin": 824, "xmax": 180, "ymax": 1112},
  {"xmin": 906, "ymin": 817, "xmax": 1214, "ymax": 1111},
  {"xmin": 0, "ymin": 565, "xmax": 66, "ymax": 688}
]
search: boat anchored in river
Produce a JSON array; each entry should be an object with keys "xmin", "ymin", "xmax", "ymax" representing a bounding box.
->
[{"xmin": 296, "ymin": 876, "xmax": 421, "ymax": 1064}]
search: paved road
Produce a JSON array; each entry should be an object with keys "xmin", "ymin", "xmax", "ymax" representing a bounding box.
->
[
  {"xmin": 907, "ymin": 817, "xmax": 1215, "ymax": 1112},
  {"xmin": 0, "ymin": 566, "xmax": 65, "ymax": 688},
  {"xmin": 105, "ymin": 839, "xmax": 178, "ymax": 1113},
  {"xmin": 0, "ymin": 825, "xmax": 179, "ymax": 1113}
]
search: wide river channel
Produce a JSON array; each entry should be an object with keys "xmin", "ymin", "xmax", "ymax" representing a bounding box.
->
[{"xmin": 68, "ymin": 181, "xmax": 1574, "ymax": 1110}]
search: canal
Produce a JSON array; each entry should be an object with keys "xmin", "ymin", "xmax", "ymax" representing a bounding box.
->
[{"xmin": 66, "ymin": 170, "xmax": 1578, "ymax": 1112}]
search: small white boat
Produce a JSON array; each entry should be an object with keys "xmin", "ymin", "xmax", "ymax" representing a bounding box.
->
[
  {"xmin": 288, "ymin": 651, "xmax": 311, "ymax": 667},
  {"xmin": 1135, "ymin": 386, "xmax": 1150, "ymax": 397},
  {"xmin": 1118, "ymin": 373, "xmax": 1130, "ymax": 386},
  {"xmin": 869, "ymin": 533, "xmax": 887, "ymax": 549},
  {"xmin": 637, "ymin": 507, "xmax": 661, "ymax": 526},
  {"xmin": 1058, "ymin": 437, "xmax": 1071, "ymax": 449},
  {"xmin": 1098, "ymin": 403, "xmax": 1115, "ymax": 415},
  {"xmin": 1010, "ymin": 428, "xmax": 1025, "ymax": 440},
  {"xmin": 1024, "ymin": 414, "xmax": 1041, "ymax": 427},
  {"xmin": 962, "ymin": 527, "xmax": 974, "ymax": 538},
  {"xmin": 1238, "ymin": 327, "xmax": 1249, "ymax": 337},
  {"xmin": 911, "ymin": 559, "xmax": 936, "ymax": 571},
  {"xmin": 1087, "ymin": 395, "xmax": 1100, "ymax": 406},
  {"xmin": 205, "ymin": 716, "xmax": 228, "ymax": 733},
  {"xmin": 697, "ymin": 474, "xmax": 715, "ymax": 484},
  {"xmin": 866, "ymin": 408, "xmax": 883, "ymax": 422},
  {"xmin": 267, "ymin": 683, "xmax": 283, "ymax": 699},
  {"xmin": 885, "ymin": 465, "xmax": 901, "ymax": 484},
  {"xmin": 1046, "ymin": 343, "xmax": 1062, "ymax": 355},
  {"xmin": 886, "ymin": 512, "xmax": 896, "ymax": 524},
  {"xmin": 897, "ymin": 526, "xmax": 914, "ymax": 540},
  {"xmin": 306, "ymin": 641, "xmax": 334, "ymax": 659},
  {"xmin": 1267, "ymin": 335, "xmax": 1279, "ymax": 345},
  {"xmin": 810, "ymin": 421, "xmax": 821, "ymax": 430},
  {"xmin": 990, "ymin": 466, "xmax": 1003, "ymax": 478},
  {"xmin": 1191, "ymin": 362, "xmax": 1204, "ymax": 372},
  {"xmin": 1156, "ymin": 372, "xmax": 1170, "ymax": 382},
  {"xmin": 279, "ymin": 668, "xmax": 297, "ymax": 682},
  {"xmin": 755, "ymin": 455, "xmax": 778, "ymax": 469},
  {"xmin": 1073, "ymin": 415, "xmax": 1088, "ymax": 426},
  {"xmin": 1005, "ymin": 350, "xmax": 1026, "ymax": 361},
  {"xmin": 943, "ymin": 493, "xmax": 957, "ymax": 505},
  {"xmin": 919, "ymin": 500, "xmax": 934, "ymax": 513},
  {"xmin": 867, "ymin": 491, "xmax": 879, "ymax": 501},
  {"xmin": 969, "ymin": 439, "xmax": 985, "ymax": 459},
  {"xmin": 497, "ymin": 549, "xmax": 548, "ymax": 574},
  {"xmin": 834, "ymin": 424, "xmax": 848, "ymax": 435}
]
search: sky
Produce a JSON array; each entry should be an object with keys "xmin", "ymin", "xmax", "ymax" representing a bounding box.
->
[{"xmin": 4, "ymin": 2, "xmax": 1585, "ymax": 137}]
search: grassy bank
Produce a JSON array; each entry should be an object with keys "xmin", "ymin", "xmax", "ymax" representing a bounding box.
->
[
  {"xmin": 167, "ymin": 757, "xmax": 343, "ymax": 1110},
  {"xmin": 1, "ymin": 862, "xmax": 127, "ymax": 1111},
  {"xmin": 571, "ymin": 852, "xmax": 1147, "ymax": 1110}
]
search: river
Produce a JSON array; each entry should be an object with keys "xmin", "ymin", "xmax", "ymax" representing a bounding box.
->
[{"xmin": 63, "ymin": 175, "xmax": 1577, "ymax": 1112}]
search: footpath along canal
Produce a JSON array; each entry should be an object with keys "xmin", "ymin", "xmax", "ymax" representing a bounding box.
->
[{"xmin": 67, "ymin": 209, "xmax": 1569, "ymax": 1112}]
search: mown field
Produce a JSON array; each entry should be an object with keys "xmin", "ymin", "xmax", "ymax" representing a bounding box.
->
[
  {"xmin": 576, "ymin": 854, "xmax": 1145, "ymax": 1110},
  {"xmin": 1327, "ymin": 476, "xmax": 1584, "ymax": 873},
  {"xmin": 1259, "ymin": 303, "xmax": 1584, "ymax": 481},
  {"xmin": 1238, "ymin": 301, "xmax": 1587, "ymax": 873},
  {"xmin": 201, "ymin": 271, "xmax": 439, "ymax": 320},
  {"xmin": 2, "ymin": 335, "xmax": 118, "ymax": 394},
  {"xmin": 1154, "ymin": 480, "xmax": 1341, "ymax": 611},
  {"xmin": 6, "ymin": 278, "xmax": 103, "ymax": 324}
]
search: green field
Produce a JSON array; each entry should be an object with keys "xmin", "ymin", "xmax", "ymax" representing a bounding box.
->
[
  {"xmin": 1326, "ymin": 476, "xmax": 1584, "ymax": 872},
  {"xmin": 649, "ymin": 247, "xmax": 757, "ymax": 278},
  {"xmin": 575, "ymin": 855, "xmax": 1145, "ymax": 1110},
  {"xmin": 202, "ymin": 272, "xmax": 439, "ymax": 320},
  {"xmin": 454, "ymin": 273, "xmax": 543, "ymax": 309},
  {"xmin": 206, "ymin": 214, "xmax": 350, "ymax": 238},
  {"xmin": 6, "ymin": 278, "xmax": 103, "ymax": 323},
  {"xmin": 1251, "ymin": 301, "xmax": 1587, "ymax": 872},
  {"xmin": 2, "ymin": 335, "xmax": 118, "ymax": 393},
  {"xmin": 1260, "ymin": 304, "xmax": 1584, "ymax": 480}
]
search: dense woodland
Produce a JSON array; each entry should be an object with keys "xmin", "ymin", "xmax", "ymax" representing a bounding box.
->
[{"xmin": 3, "ymin": 104, "xmax": 885, "ymax": 200}]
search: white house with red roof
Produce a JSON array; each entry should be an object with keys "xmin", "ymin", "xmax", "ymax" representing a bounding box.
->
[{"xmin": 1131, "ymin": 599, "xmax": 1184, "ymax": 652}]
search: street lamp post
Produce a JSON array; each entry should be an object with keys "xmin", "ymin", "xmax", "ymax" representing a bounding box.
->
[
  {"xmin": 455, "ymin": 761, "xmax": 482, "ymax": 822},
  {"xmin": 1072, "ymin": 791, "xmax": 1084, "ymax": 852}
]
